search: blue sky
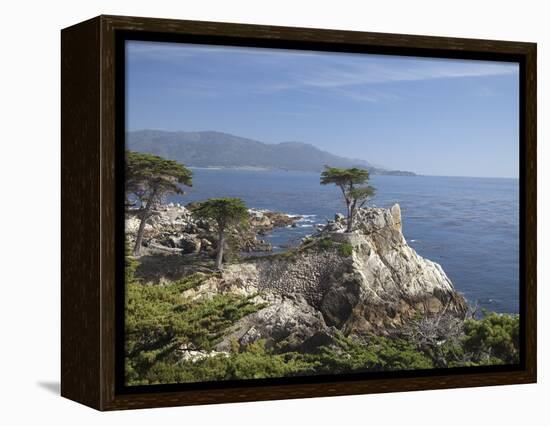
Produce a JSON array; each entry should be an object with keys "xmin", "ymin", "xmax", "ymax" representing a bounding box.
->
[{"xmin": 126, "ymin": 41, "xmax": 519, "ymax": 178}]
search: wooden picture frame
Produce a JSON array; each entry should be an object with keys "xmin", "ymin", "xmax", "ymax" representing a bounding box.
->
[{"xmin": 61, "ymin": 14, "xmax": 537, "ymax": 411}]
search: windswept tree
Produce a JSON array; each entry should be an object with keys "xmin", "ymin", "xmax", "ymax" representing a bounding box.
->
[
  {"xmin": 126, "ymin": 151, "xmax": 193, "ymax": 256},
  {"xmin": 192, "ymin": 198, "xmax": 248, "ymax": 269},
  {"xmin": 320, "ymin": 166, "xmax": 376, "ymax": 232}
]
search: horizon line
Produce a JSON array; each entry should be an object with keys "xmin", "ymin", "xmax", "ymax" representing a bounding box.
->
[{"xmin": 185, "ymin": 165, "xmax": 518, "ymax": 180}]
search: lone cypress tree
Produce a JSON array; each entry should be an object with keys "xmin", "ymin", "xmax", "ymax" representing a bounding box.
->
[
  {"xmin": 192, "ymin": 198, "xmax": 248, "ymax": 269},
  {"xmin": 320, "ymin": 166, "xmax": 376, "ymax": 232},
  {"xmin": 126, "ymin": 150, "xmax": 192, "ymax": 255}
]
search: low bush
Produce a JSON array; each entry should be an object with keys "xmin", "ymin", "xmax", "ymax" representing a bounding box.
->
[
  {"xmin": 339, "ymin": 243, "xmax": 354, "ymax": 257},
  {"xmin": 319, "ymin": 238, "xmax": 333, "ymax": 249},
  {"xmin": 461, "ymin": 312, "xmax": 520, "ymax": 365},
  {"xmin": 125, "ymin": 276, "xmax": 263, "ymax": 385}
]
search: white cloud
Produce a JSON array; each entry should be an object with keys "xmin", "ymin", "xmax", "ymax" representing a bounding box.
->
[
  {"xmin": 274, "ymin": 59, "xmax": 518, "ymax": 89},
  {"xmin": 259, "ymin": 56, "xmax": 517, "ymax": 102},
  {"xmin": 127, "ymin": 40, "xmax": 519, "ymax": 103}
]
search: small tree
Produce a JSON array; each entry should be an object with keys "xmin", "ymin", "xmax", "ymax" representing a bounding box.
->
[
  {"xmin": 320, "ymin": 166, "xmax": 376, "ymax": 232},
  {"xmin": 126, "ymin": 151, "xmax": 192, "ymax": 255},
  {"xmin": 192, "ymin": 198, "xmax": 248, "ymax": 269}
]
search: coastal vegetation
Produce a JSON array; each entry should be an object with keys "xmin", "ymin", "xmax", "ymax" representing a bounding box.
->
[
  {"xmin": 320, "ymin": 166, "xmax": 376, "ymax": 232},
  {"xmin": 125, "ymin": 252, "xmax": 519, "ymax": 385},
  {"xmin": 124, "ymin": 151, "xmax": 520, "ymax": 385},
  {"xmin": 191, "ymin": 198, "xmax": 249, "ymax": 269},
  {"xmin": 126, "ymin": 150, "xmax": 193, "ymax": 255}
]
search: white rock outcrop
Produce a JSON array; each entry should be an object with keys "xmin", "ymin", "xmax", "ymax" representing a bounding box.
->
[{"xmin": 221, "ymin": 204, "xmax": 466, "ymax": 334}]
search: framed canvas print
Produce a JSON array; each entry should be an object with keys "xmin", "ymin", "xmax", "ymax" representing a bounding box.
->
[{"xmin": 61, "ymin": 15, "xmax": 536, "ymax": 410}]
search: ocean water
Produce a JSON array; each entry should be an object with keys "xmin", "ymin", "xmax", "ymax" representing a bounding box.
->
[{"xmin": 168, "ymin": 169, "xmax": 519, "ymax": 314}]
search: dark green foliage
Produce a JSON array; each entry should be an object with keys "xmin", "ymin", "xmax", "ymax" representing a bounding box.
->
[
  {"xmin": 348, "ymin": 186, "xmax": 376, "ymax": 202},
  {"xmin": 320, "ymin": 166, "xmax": 371, "ymax": 189},
  {"xmin": 128, "ymin": 332, "xmax": 435, "ymax": 386},
  {"xmin": 125, "ymin": 275, "xmax": 264, "ymax": 385},
  {"xmin": 222, "ymin": 341, "xmax": 315, "ymax": 380},
  {"xmin": 314, "ymin": 238, "xmax": 353, "ymax": 257},
  {"xmin": 135, "ymin": 357, "xmax": 228, "ymax": 385},
  {"xmin": 133, "ymin": 341, "xmax": 315, "ymax": 385},
  {"xmin": 125, "ymin": 239, "xmax": 139, "ymax": 283},
  {"xmin": 319, "ymin": 238, "xmax": 333, "ymax": 249},
  {"xmin": 339, "ymin": 242, "xmax": 354, "ymax": 257},
  {"xmin": 126, "ymin": 150, "xmax": 193, "ymax": 200},
  {"xmin": 320, "ymin": 166, "xmax": 376, "ymax": 232},
  {"xmin": 126, "ymin": 150, "xmax": 193, "ymax": 255},
  {"xmin": 461, "ymin": 312, "xmax": 520, "ymax": 365},
  {"xmin": 406, "ymin": 310, "xmax": 520, "ymax": 368},
  {"xmin": 191, "ymin": 198, "xmax": 249, "ymax": 269},
  {"xmin": 191, "ymin": 197, "xmax": 249, "ymax": 230},
  {"xmin": 301, "ymin": 334, "xmax": 433, "ymax": 374}
]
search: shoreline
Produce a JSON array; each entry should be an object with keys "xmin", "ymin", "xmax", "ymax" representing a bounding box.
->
[
  {"xmin": 188, "ymin": 166, "xmax": 518, "ymax": 180},
  {"xmin": 187, "ymin": 165, "xmax": 417, "ymax": 176}
]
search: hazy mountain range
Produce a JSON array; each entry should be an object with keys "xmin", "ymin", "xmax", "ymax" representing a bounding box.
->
[{"xmin": 127, "ymin": 130, "xmax": 416, "ymax": 176}]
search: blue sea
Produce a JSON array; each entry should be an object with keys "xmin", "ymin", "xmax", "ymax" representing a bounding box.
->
[{"xmin": 168, "ymin": 169, "xmax": 519, "ymax": 314}]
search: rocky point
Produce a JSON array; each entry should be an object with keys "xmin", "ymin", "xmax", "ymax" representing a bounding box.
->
[{"xmin": 174, "ymin": 203, "xmax": 467, "ymax": 353}]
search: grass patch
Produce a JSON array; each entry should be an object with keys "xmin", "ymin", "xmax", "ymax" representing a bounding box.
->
[
  {"xmin": 319, "ymin": 238, "xmax": 333, "ymax": 250},
  {"xmin": 339, "ymin": 242, "xmax": 354, "ymax": 257}
]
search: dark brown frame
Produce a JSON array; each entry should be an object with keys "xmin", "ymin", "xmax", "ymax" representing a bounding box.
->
[{"xmin": 61, "ymin": 14, "xmax": 537, "ymax": 411}]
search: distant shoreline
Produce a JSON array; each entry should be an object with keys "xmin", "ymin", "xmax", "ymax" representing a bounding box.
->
[
  {"xmin": 187, "ymin": 165, "xmax": 417, "ymax": 176},
  {"xmin": 189, "ymin": 165, "xmax": 273, "ymax": 171},
  {"xmin": 127, "ymin": 130, "xmax": 419, "ymax": 176},
  {"xmin": 187, "ymin": 166, "xmax": 518, "ymax": 180}
]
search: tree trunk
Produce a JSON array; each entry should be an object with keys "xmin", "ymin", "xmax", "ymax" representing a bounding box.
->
[
  {"xmin": 346, "ymin": 213, "xmax": 354, "ymax": 232},
  {"xmin": 346, "ymin": 202, "xmax": 354, "ymax": 233},
  {"xmin": 133, "ymin": 189, "xmax": 158, "ymax": 256},
  {"xmin": 215, "ymin": 229, "xmax": 226, "ymax": 270},
  {"xmin": 133, "ymin": 205, "xmax": 151, "ymax": 256}
]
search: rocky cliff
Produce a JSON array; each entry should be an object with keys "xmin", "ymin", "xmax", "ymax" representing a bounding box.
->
[{"xmin": 180, "ymin": 204, "xmax": 467, "ymax": 353}]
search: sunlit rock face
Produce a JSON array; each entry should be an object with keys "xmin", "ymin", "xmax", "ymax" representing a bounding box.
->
[{"xmin": 221, "ymin": 204, "xmax": 467, "ymax": 335}]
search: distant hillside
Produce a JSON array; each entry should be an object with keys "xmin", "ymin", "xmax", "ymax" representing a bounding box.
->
[{"xmin": 127, "ymin": 130, "xmax": 416, "ymax": 176}]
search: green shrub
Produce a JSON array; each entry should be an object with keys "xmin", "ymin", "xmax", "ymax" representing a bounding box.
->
[
  {"xmin": 461, "ymin": 312, "xmax": 519, "ymax": 365},
  {"xmin": 133, "ymin": 340, "xmax": 316, "ymax": 385},
  {"xmin": 125, "ymin": 277, "xmax": 264, "ymax": 385},
  {"xmin": 125, "ymin": 239, "xmax": 139, "ymax": 283},
  {"xmin": 339, "ymin": 243, "xmax": 354, "ymax": 257},
  {"xmin": 128, "ymin": 332, "xmax": 435, "ymax": 386},
  {"xmin": 300, "ymin": 334, "xmax": 433, "ymax": 374},
  {"xmin": 319, "ymin": 238, "xmax": 333, "ymax": 249}
]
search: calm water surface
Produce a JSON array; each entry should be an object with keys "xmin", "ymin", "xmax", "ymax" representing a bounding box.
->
[{"xmin": 169, "ymin": 169, "xmax": 519, "ymax": 314}]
